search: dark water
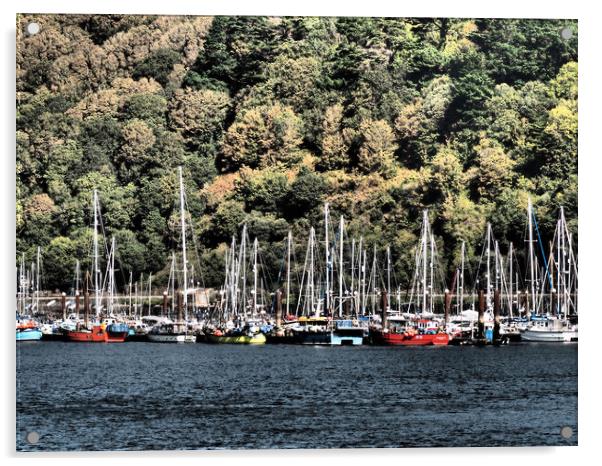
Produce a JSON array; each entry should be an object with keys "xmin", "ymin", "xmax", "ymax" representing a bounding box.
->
[{"xmin": 16, "ymin": 342, "xmax": 577, "ymax": 451}]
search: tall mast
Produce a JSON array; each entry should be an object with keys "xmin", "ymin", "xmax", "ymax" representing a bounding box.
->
[
  {"xmin": 509, "ymin": 242, "xmax": 513, "ymax": 317},
  {"xmin": 386, "ymin": 245, "xmax": 391, "ymax": 297},
  {"xmin": 324, "ymin": 203, "xmax": 330, "ymax": 314},
  {"xmin": 422, "ymin": 210, "xmax": 428, "ymax": 314},
  {"xmin": 241, "ymin": 225, "xmax": 247, "ymax": 316},
  {"xmin": 35, "ymin": 246, "xmax": 40, "ymax": 314},
  {"xmin": 93, "ymin": 189, "xmax": 100, "ymax": 318},
  {"xmin": 178, "ymin": 166, "xmax": 188, "ymax": 321},
  {"xmin": 338, "ymin": 215, "xmax": 344, "ymax": 317},
  {"xmin": 128, "ymin": 271, "xmax": 133, "ymax": 317},
  {"xmin": 486, "ymin": 222, "xmax": 491, "ymax": 311},
  {"xmin": 310, "ymin": 227, "xmax": 316, "ymax": 317},
  {"xmin": 147, "ymin": 272, "xmax": 152, "ymax": 316},
  {"xmin": 371, "ymin": 245, "xmax": 377, "ymax": 316},
  {"xmin": 108, "ymin": 236, "xmax": 115, "ymax": 315},
  {"xmin": 356, "ymin": 236, "xmax": 364, "ymax": 316},
  {"xmin": 351, "ymin": 238, "xmax": 355, "ymax": 316},
  {"xmin": 528, "ymin": 198, "xmax": 536, "ymax": 315},
  {"xmin": 362, "ymin": 248, "xmax": 367, "ymax": 315},
  {"xmin": 253, "ymin": 237, "xmax": 258, "ymax": 318},
  {"xmin": 460, "ymin": 240, "xmax": 465, "ymax": 314},
  {"xmin": 429, "ymin": 230, "xmax": 434, "ymax": 313},
  {"xmin": 286, "ymin": 230, "xmax": 292, "ymax": 317}
]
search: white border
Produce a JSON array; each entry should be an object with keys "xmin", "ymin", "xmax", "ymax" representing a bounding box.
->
[{"xmin": 2, "ymin": 1, "xmax": 601, "ymax": 465}]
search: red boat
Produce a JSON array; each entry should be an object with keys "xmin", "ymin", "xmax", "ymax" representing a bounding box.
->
[
  {"xmin": 67, "ymin": 324, "xmax": 128, "ymax": 343},
  {"xmin": 371, "ymin": 329, "xmax": 449, "ymax": 346}
]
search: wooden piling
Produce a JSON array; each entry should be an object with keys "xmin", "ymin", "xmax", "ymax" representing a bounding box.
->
[
  {"xmin": 444, "ymin": 290, "xmax": 451, "ymax": 324},
  {"xmin": 381, "ymin": 289, "xmax": 388, "ymax": 330},
  {"xmin": 493, "ymin": 289, "xmax": 501, "ymax": 344},
  {"xmin": 162, "ymin": 291, "xmax": 168, "ymax": 317},
  {"xmin": 61, "ymin": 292, "xmax": 66, "ymax": 321},
  {"xmin": 275, "ymin": 288, "xmax": 282, "ymax": 327},
  {"xmin": 75, "ymin": 291, "xmax": 80, "ymax": 319},
  {"xmin": 477, "ymin": 289, "xmax": 485, "ymax": 340}
]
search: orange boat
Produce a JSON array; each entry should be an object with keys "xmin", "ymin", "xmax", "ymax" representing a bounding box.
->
[
  {"xmin": 370, "ymin": 328, "xmax": 449, "ymax": 346},
  {"xmin": 67, "ymin": 323, "xmax": 128, "ymax": 343}
]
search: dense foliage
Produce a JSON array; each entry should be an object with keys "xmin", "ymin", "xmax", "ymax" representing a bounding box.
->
[{"xmin": 16, "ymin": 15, "xmax": 578, "ymax": 292}]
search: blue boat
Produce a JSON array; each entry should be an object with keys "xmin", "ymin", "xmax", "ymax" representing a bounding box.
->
[{"xmin": 16, "ymin": 327, "xmax": 43, "ymax": 341}]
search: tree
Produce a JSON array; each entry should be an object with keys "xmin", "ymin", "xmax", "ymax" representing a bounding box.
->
[
  {"xmin": 356, "ymin": 119, "xmax": 397, "ymax": 176},
  {"xmin": 168, "ymin": 88, "xmax": 230, "ymax": 149},
  {"xmin": 318, "ymin": 104, "xmax": 350, "ymax": 171},
  {"xmin": 132, "ymin": 48, "xmax": 182, "ymax": 87},
  {"xmin": 472, "ymin": 138, "xmax": 516, "ymax": 200},
  {"xmin": 220, "ymin": 104, "xmax": 303, "ymax": 170},
  {"xmin": 428, "ymin": 145, "xmax": 464, "ymax": 201},
  {"xmin": 287, "ymin": 167, "xmax": 327, "ymax": 215}
]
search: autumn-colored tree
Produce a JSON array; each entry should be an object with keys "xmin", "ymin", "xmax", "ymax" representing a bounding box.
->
[
  {"xmin": 472, "ymin": 138, "xmax": 516, "ymax": 200},
  {"xmin": 221, "ymin": 104, "xmax": 303, "ymax": 170},
  {"xmin": 356, "ymin": 119, "xmax": 397, "ymax": 177}
]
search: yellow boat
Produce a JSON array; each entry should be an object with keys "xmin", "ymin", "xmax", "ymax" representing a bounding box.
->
[{"xmin": 206, "ymin": 333, "xmax": 267, "ymax": 345}]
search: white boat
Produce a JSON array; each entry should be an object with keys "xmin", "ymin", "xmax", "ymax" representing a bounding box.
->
[
  {"xmin": 147, "ymin": 323, "xmax": 196, "ymax": 343},
  {"xmin": 521, "ymin": 318, "xmax": 578, "ymax": 342}
]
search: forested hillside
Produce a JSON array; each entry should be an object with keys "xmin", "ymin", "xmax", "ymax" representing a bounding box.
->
[{"xmin": 16, "ymin": 15, "xmax": 578, "ymax": 291}]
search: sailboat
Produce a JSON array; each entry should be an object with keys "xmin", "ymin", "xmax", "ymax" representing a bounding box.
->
[
  {"xmin": 16, "ymin": 250, "xmax": 43, "ymax": 341},
  {"xmin": 370, "ymin": 210, "xmax": 449, "ymax": 346},
  {"xmin": 148, "ymin": 167, "xmax": 197, "ymax": 343},
  {"xmin": 521, "ymin": 201, "xmax": 578, "ymax": 342},
  {"xmin": 284, "ymin": 205, "xmax": 364, "ymax": 345},
  {"xmin": 205, "ymin": 225, "xmax": 267, "ymax": 344},
  {"xmin": 66, "ymin": 190, "xmax": 128, "ymax": 343}
]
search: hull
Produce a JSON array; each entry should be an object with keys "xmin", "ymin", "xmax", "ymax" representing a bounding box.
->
[
  {"xmin": 521, "ymin": 329, "xmax": 578, "ymax": 342},
  {"xmin": 66, "ymin": 325, "xmax": 127, "ymax": 343},
  {"xmin": 265, "ymin": 333, "xmax": 300, "ymax": 344},
  {"xmin": 127, "ymin": 333, "xmax": 149, "ymax": 342},
  {"xmin": 290, "ymin": 330, "xmax": 364, "ymax": 346},
  {"xmin": 372, "ymin": 330, "xmax": 449, "ymax": 346},
  {"xmin": 16, "ymin": 329, "xmax": 43, "ymax": 341},
  {"xmin": 147, "ymin": 333, "xmax": 196, "ymax": 343},
  {"xmin": 206, "ymin": 333, "xmax": 266, "ymax": 345}
]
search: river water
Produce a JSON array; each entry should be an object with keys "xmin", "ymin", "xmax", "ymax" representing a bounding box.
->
[{"xmin": 16, "ymin": 342, "xmax": 577, "ymax": 451}]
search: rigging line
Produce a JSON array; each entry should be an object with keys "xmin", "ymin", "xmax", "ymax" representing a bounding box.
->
[{"xmin": 532, "ymin": 210, "xmax": 554, "ymax": 289}]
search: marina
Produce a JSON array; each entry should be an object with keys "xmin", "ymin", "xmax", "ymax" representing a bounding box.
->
[{"xmin": 16, "ymin": 169, "xmax": 578, "ymax": 347}]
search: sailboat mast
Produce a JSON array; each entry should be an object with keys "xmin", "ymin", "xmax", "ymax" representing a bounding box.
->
[
  {"xmin": 528, "ymin": 198, "xmax": 536, "ymax": 315},
  {"xmin": 147, "ymin": 272, "xmax": 152, "ymax": 316},
  {"xmin": 422, "ymin": 210, "xmax": 428, "ymax": 314},
  {"xmin": 338, "ymin": 215, "xmax": 344, "ymax": 317},
  {"xmin": 324, "ymin": 203, "xmax": 330, "ymax": 314},
  {"xmin": 128, "ymin": 271, "xmax": 133, "ymax": 317},
  {"xmin": 429, "ymin": 230, "xmax": 434, "ymax": 313},
  {"xmin": 93, "ymin": 189, "xmax": 100, "ymax": 318},
  {"xmin": 178, "ymin": 166, "xmax": 188, "ymax": 321},
  {"xmin": 351, "ymin": 238, "xmax": 355, "ymax": 316},
  {"xmin": 253, "ymin": 237, "xmax": 258, "ymax": 318},
  {"xmin": 109, "ymin": 236, "xmax": 115, "ymax": 315},
  {"xmin": 386, "ymin": 245, "xmax": 391, "ymax": 296},
  {"xmin": 362, "ymin": 248, "xmax": 367, "ymax": 315},
  {"xmin": 509, "ymin": 242, "xmax": 513, "ymax": 317},
  {"xmin": 486, "ymin": 222, "xmax": 491, "ymax": 310},
  {"xmin": 310, "ymin": 227, "xmax": 316, "ymax": 317},
  {"xmin": 460, "ymin": 240, "xmax": 465, "ymax": 314},
  {"xmin": 35, "ymin": 246, "xmax": 40, "ymax": 314},
  {"xmin": 286, "ymin": 230, "xmax": 292, "ymax": 317}
]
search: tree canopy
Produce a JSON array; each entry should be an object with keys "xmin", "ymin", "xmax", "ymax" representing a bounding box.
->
[{"xmin": 16, "ymin": 15, "xmax": 578, "ymax": 291}]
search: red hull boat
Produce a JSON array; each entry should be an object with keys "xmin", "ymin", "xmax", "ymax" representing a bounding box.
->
[
  {"xmin": 372, "ymin": 330, "xmax": 449, "ymax": 346},
  {"xmin": 67, "ymin": 325, "xmax": 128, "ymax": 343}
]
